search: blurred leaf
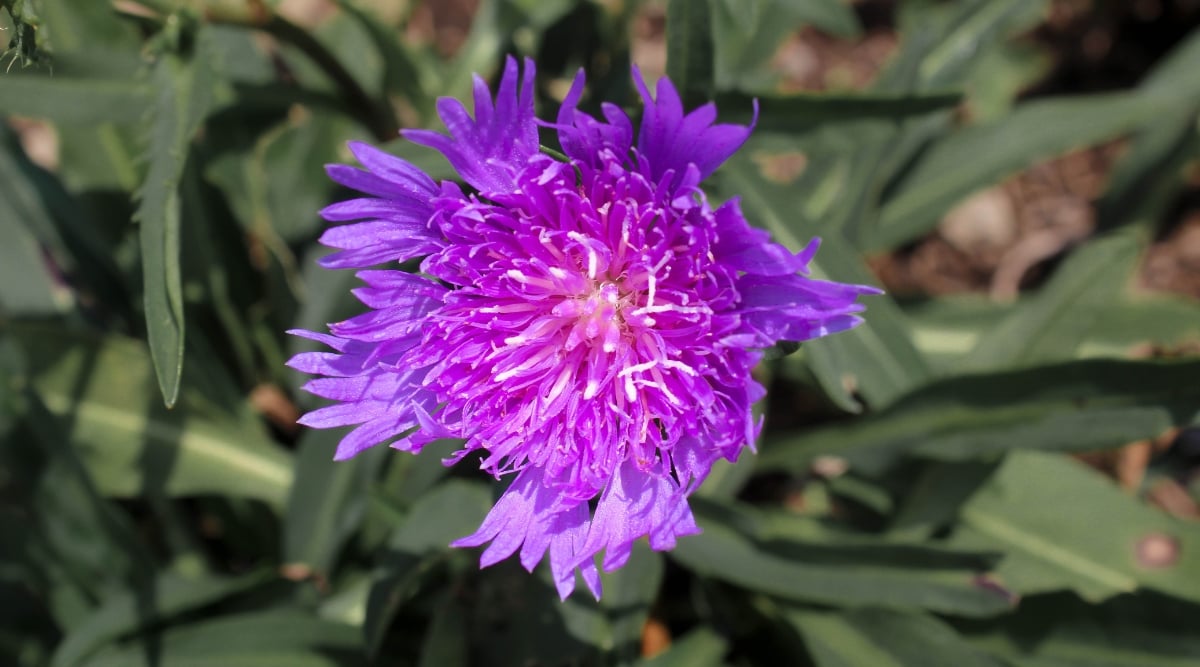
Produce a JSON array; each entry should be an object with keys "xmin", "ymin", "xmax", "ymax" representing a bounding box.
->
[
  {"xmin": 136, "ymin": 30, "xmax": 221, "ymax": 408},
  {"xmin": 333, "ymin": 0, "xmax": 429, "ymax": 115},
  {"xmin": 205, "ymin": 106, "xmax": 349, "ymax": 252},
  {"xmin": 711, "ymin": 0, "xmax": 860, "ymax": 91},
  {"xmin": 967, "ymin": 228, "xmax": 1143, "ymax": 368},
  {"xmin": 263, "ymin": 113, "xmax": 354, "ymax": 242},
  {"xmin": 417, "ymin": 592, "xmax": 469, "ymax": 667},
  {"xmin": 672, "ymin": 500, "xmax": 1015, "ymax": 617},
  {"xmin": 601, "ymin": 542, "xmax": 664, "ymax": 662},
  {"xmin": 0, "ymin": 341, "xmax": 155, "ymax": 628},
  {"xmin": 435, "ymin": 0, "xmax": 510, "ymax": 112},
  {"xmin": 39, "ymin": 0, "xmax": 141, "ymax": 51},
  {"xmin": 4, "ymin": 131, "xmax": 135, "ymax": 326},
  {"xmin": 905, "ymin": 294, "xmax": 1200, "ymax": 371},
  {"xmin": 831, "ymin": 0, "xmax": 1045, "ymax": 245},
  {"xmin": 468, "ymin": 561, "xmax": 612, "ymax": 667},
  {"xmin": 717, "ymin": 91, "xmax": 963, "ymax": 133},
  {"xmin": 788, "ymin": 608, "xmax": 1004, "ymax": 667},
  {"xmin": 0, "ymin": 200, "xmax": 66, "ymax": 315},
  {"xmin": 635, "ymin": 627, "xmax": 728, "ymax": 667},
  {"xmin": 887, "ymin": 461, "xmax": 1001, "ymax": 541},
  {"xmin": 0, "ymin": 75, "xmax": 150, "ymax": 124},
  {"xmin": 1, "ymin": 126, "xmax": 130, "ymax": 317},
  {"xmin": 50, "ymin": 571, "xmax": 274, "ymax": 667},
  {"xmin": 759, "ymin": 358, "xmax": 1200, "ymax": 472},
  {"xmin": 872, "ymin": 92, "xmax": 1164, "ymax": 249},
  {"xmin": 696, "ymin": 497, "xmax": 1001, "ymax": 570},
  {"xmin": 695, "ymin": 449, "xmax": 758, "ymax": 500},
  {"xmin": 55, "ymin": 124, "xmax": 143, "ymax": 191},
  {"xmin": 872, "ymin": 24, "xmax": 1200, "ymax": 251},
  {"xmin": 964, "ymin": 117, "xmax": 1198, "ymax": 370},
  {"xmin": 284, "ymin": 430, "xmax": 387, "ymax": 577},
  {"xmin": 964, "ymin": 593, "xmax": 1200, "ymax": 667},
  {"xmin": 666, "ymin": 0, "xmax": 714, "ymax": 107},
  {"xmin": 76, "ymin": 610, "xmax": 364, "ymax": 667},
  {"xmin": 364, "ymin": 480, "xmax": 491, "ymax": 658},
  {"xmin": 965, "ymin": 42, "xmax": 1051, "ymax": 122},
  {"xmin": 12, "ymin": 325, "xmax": 294, "ymax": 508},
  {"xmin": 0, "ymin": 339, "xmax": 23, "ymax": 437},
  {"xmin": 717, "ymin": 155, "xmax": 932, "ymax": 410},
  {"xmin": 880, "ymin": 0, "xmax": 1049, "ymax": 93},
  {"xmin": 950, "ymin": 451, "xmax": 1200, "ymax": 602}
]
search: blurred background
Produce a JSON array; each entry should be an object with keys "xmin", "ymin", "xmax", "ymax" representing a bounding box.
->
[{"xmin": 1, "ymin": 0, "xmax": 1199, "ymax": 665}]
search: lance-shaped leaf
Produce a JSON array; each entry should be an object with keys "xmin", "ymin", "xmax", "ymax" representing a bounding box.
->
[
  {"xmin": 949, "ymin": 451, "xmax": 1200, "ymax": 603},
  {"xmin": 758, "ymin": 358, "xmax": 1200, "ymax": 472},
  {"xmin": 136, "ymin": 30, "xmax": 220, "ymax": 407}
]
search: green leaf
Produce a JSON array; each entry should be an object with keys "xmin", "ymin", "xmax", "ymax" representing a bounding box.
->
[
  {"xmin": 904, "ymin": 294, "xmax": 1200, "ymax": 372},
  {"xmin": 964, "ymin": 117, "xmax": 1198, "ymax": 370},
  {"xmin": 0, "ymin": 124, "xmax": 131, "ymax": 318},
  {"xmin": 635, "ymin": 628, "xmax": 728, "ymax": 667},
  {"xmin": 949, "ymin": 451, "xmax": 1200, "ymax": 603},
  {"xmin": 333, "ymin": 0, "xmax": 429, "ymax": 116},
  {"xmin": 787, "ymin": 608, "xmax": 1004, "ymax": 667},
  {"xmin": 137, "ymin": 30, "xmax": 221, "ymax": 408},
  {"xmin": 39, "ymin": 0, "xmax": 141, "ymax": 51},
  {"xmin": 417, "ymin": 592, "xmax": 469, "ymax": 667},
  {"xmin": 50, "ymin": 571, "xmax": 274, "ymax": 667},
  {"xmin": 364, "ymin": 481, "xmax": 492, "ymax": 658},
  {"xmin": 716, "ymin": 91, "xmax": 963, "ymax": 134},
  {"xmin": 758, "ymin": 358, "xmax": 1200, "ymax": 472},
  {"xmin": 75, "ymin": 610, "xmax": 364, "ymax": 667},
  {"xmin": 872, "ymin": 93, "xmax": 1162, "ymax": 249},
  {"xmin": 0, "ymin": 195, "xmax": 67, "ymax": 315},
  {"xmin": 671, "ymin": 501, "xmax": 1015, "ymax": 617},
  {"xmin": 871, "ymin": 24, "xmax": 1200, "ymax": 251},
  {"xmin": 879, "ymin": 0, "xmax": 1049, "ymax": 93},
  {"xmin": 666, "ymin": 0, "xmax": 714, "ymax": 107},
  {"xmin": 11, "ymin": 324, "xmax": 294, "ymax": 508},
  {"xmin": 964, "ymin": 593, "xmax": 1200, "ymax": 667},
  {"xmin": 601, "ymin": 543, "xmax": 665, "ymax": 662},
  {"xmin": 466, "ymin": 560, "xmax": 612, "ymax": 667},
  {"xmin": 284, "ymin": 430, "xmax": 387, "ymax": 577},
  {"xmin": 711, "ymin": 0, "xmax": 859, "ymax": 91},
  {"xmin": 888, "ymin": 461, "xmax": 1001, "ymax": 541},
  {"xmin": 0, "ymin": 75, "xmax": 150, "ymax": 124},
  {"xmin": 432, "ymin": 0, "xmax": 512, "ymax": 115},
  {"xmin": 0, "ymin": 343, "xmax": 156, "ymax": 628},
  {"xmin": 717, "ymin": 155, "xmax": 932, "ymax": 409}
]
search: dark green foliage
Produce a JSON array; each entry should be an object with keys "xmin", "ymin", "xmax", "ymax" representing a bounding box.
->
[{"xmin": 1, "ymin": 0, "xmax": 1197, "ymax": 665}]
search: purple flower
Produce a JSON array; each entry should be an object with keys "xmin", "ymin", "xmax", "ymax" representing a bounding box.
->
[{"xmin": 289, "ymin": 57, "xmax": 879, "ymax": 599}]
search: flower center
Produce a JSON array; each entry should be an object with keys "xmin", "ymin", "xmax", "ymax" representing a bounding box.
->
[{"xmin": 561, "ymin": 281, "xmax": 626, "ymax": 353}]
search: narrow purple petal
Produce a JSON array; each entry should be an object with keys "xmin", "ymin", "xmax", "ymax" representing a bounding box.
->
[
  {"xmin": 346, "ymin": 141, "xmax": 437, "ymax": 199},
  {"xmin": 553, "ymin": 69, "xmax": 635, "ymax": 166},
  {"xmin": 401, "ymin": 56, "xmax": 539, "ymax": 195},
  {"xmin": 574, "ymin": 461, "xmax": 701, "ymax": 572},
  {"xmin": 452, "ymin": 467, "xmax": 598, "ymax": 598},
  {"xmin": 632, "ymin": 67, "xmax": 756, "ymax": 188},
  {"xmin": 713, "ymin": 200, "xmax": 817, "ymax": 275}
]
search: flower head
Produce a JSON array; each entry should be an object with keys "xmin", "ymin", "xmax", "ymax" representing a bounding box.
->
[{"xmin": 289, "ymin": 57, "xmax": 879, "ymax": 599}]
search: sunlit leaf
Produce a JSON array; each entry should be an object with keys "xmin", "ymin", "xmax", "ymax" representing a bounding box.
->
[
  {"xmin": 950, "ymin": 451, "xmax": 1200, "ymax": 603},
  {"xmin": 12, "ymin": 325, "xmax": 294, "ymax": 508}
]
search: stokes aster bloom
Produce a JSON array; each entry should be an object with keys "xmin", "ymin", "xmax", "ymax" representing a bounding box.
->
[{"xmin": 289, "ymin": 57, "xmax": 879, "ymax": 599}]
